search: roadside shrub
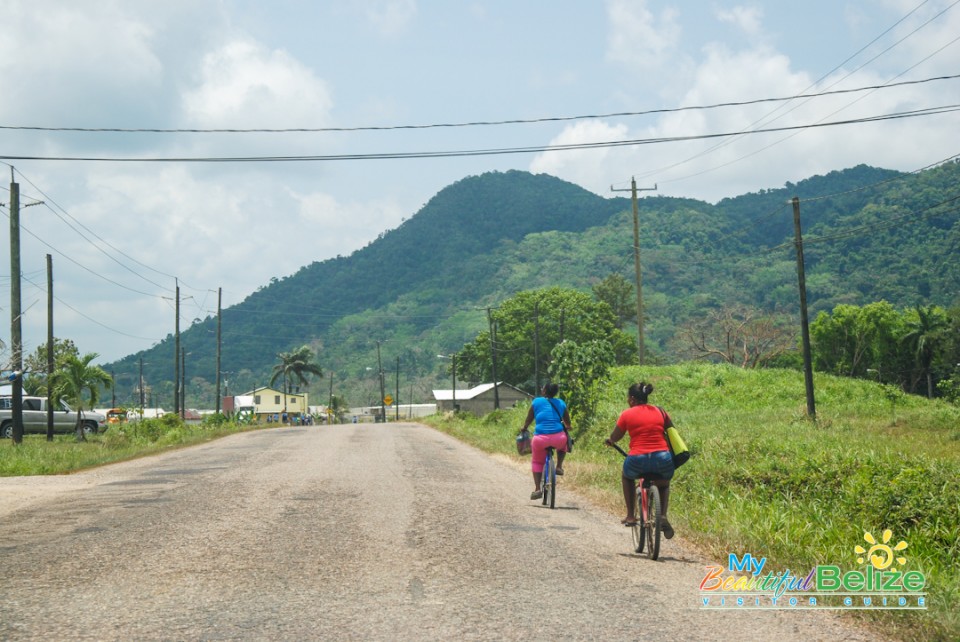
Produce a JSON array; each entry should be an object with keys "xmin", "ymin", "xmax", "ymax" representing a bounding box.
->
[{"xmin": 123, "ymin": 414, "xmax": 184, "ymax": 443}]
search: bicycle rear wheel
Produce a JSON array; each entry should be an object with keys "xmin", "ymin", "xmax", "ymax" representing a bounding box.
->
[
  {"xmin": 644, "ymin": 484, "xmax": 662, "ymax": 560},
  {"xmin": 632, "ymin": 487, "xmax": 644, "ymax": 553},
  {"xmin": 548, "ymin": 452, "xmax": 557, "ymax": 509},
  {"xmin": 541, "ymin": 451, "xmax": 550, "ymax": 506}
]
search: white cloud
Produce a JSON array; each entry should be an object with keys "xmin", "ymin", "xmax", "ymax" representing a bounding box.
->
[
  {"xmin": 529, "ymin": 120, "xmax": 630, "ymax": 196},
  {"xmin": 360, "ymin": 0, "xmax": 418, "ymax": 36},
  {"xmin": 182, "ymin": 39, "xmax": 333, "ymax": 128},
  {"xmin": 533, "ymin": 24, "xmax": 960, "ymax": 204},
  {"xmin": 715, "ymin": 5, "xmax": 763, "ymax": 36},
  {"xmin": 605, "ymin": 0, "xmax": 682, "ymax": 71}
]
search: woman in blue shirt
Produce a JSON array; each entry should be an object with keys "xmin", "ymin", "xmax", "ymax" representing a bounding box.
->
[{"xmin": 519, "ymin": 382, "xmax": 572, "ymax": 500}]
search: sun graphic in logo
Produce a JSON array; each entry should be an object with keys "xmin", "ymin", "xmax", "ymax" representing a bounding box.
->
[{"xmin": 855, "ymin": 530, "xmax": 908, "ymax": 570}]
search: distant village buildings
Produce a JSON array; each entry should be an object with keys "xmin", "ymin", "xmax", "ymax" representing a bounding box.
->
[{"xmin": 432, "ymin": 382, "xmax": 531, "ymax": 416}]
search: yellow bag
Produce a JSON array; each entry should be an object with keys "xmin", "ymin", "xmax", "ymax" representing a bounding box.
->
[{"xmin": 665, "ymin": 426, "xmax": 690, "ymax": 467}]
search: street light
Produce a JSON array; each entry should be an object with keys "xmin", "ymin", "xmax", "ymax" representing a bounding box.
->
[
  {"xmin": 866, "ymin": 368, "xmax": 882, "ymax": 383},
  {"xmin": 437, "ymin": 354, "xmax": 457, "ymax": 412}
]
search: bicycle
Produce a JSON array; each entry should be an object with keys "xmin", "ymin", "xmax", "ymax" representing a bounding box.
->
[
  {"xmin": 541, "ymin": 446, "xmax": 558, "ymax": 509},
  {"xmin": 608, "ymin": 442, "xmax": 662, "ymax": 560}
]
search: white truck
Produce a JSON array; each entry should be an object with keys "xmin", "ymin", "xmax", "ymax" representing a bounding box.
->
[{"xmin": 0, "ymin": 396, "xmax": 106, "ymax": 438}]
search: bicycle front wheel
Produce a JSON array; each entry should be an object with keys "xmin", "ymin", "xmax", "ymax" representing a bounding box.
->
[{"xmin": 645, "ymin": 484, "xmax": 662, "ymax": 560}]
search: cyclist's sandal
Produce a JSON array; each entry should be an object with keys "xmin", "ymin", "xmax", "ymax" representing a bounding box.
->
[
  {"xmin": 530, "ymin": 490, "xmax": 543, "ymax": 500},
  {"xmin": 661, "ymin": 518, "xmax": 675, "ymax": 539},
  {"xmin": 556, "ymin": 468, "xmax": 564, "ymax": 475},
  {"xmin": 621, "ymin": 518, "xmax": 638, "ymax": 526}
]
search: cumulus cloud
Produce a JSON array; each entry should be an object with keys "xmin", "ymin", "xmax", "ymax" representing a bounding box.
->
[
  {"xmin": 182, "ymin": 39, "xmax": 333, "ymax": 128},
  {"xmin": 532, "ymin": 14, "xmax": 960, "ymax": 204},
  {"xmin": 605, "ymin": 0, "xmax": 682, "ymax": 71},
  {"xmin": 360, "ymin": 0, "xmax": 418, "ymax": 36},
  {"xmin": 715, "ymin": 5, "xmax": 763, "ymax": 36},
  {"xmin": 529, "ymin": 120, "xmax": 631, "ymax": 195}
]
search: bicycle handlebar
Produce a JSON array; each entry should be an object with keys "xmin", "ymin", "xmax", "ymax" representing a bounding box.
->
[{"xmin": 606, "ymin": 441, "xmax": 629, "ymax": 458}]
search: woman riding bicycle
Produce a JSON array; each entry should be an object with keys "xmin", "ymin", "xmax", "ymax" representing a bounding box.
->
[
  {"xmin": 605, "ymin": 381, "xmax": 675, "ymax": 537},
  {"xmin": 519, "ymin": 382, "xmax": 572, "ymax": 500}
]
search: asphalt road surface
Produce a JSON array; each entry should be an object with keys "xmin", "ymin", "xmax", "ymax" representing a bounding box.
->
[{"xmin": 0, "ymin": 423, "xmax": 885, "ymax": 641}]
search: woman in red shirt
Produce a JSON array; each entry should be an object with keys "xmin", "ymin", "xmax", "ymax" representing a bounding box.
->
[{"xmin": 605, "ymin": 381, "xmax": 675, "ymax": 537}]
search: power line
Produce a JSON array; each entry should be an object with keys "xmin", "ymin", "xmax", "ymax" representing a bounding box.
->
[
  {"xmin": 21, "ymin": 275, "xmax": 160, "ymax": 342},
  {"xmin": 1, "ymin": 74, "xmax": 957, "ymax": 136},
  {"xmin": 2, "ymin": 104, "xmax": 958, "ymax": 164}
]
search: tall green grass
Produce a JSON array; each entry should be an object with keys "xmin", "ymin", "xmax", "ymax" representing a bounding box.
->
[
  {"xmin": 0, "ymin": 414, "xmax": 270, "ymax": 476},
  {"xmin": 424, "ymin": 363, "xmax": 960, "ymax": 642}
]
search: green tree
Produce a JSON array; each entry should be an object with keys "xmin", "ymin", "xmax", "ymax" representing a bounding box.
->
[
  {"xmin": 270, "ymin": 346, "xmax": 323, "ymax": 417},
  {"xmin": 592, "ymin": 274, "xmax": 635, "ymax": 330},
  {"xmin": 327, "ymin": 394, "xmax": 348, "ymax": 424},
  {"xmin": 50, "ymin": 352, "xmax": 112, "ymax": 442},
  {"xmin": 456, "ymin": 287, "xmax": 634, "ymax": 390},
  {"xmin": 809, "ymin": 302, "xmax": 906, "ymax": 379},
  {"xmin": 901, "ymin": 304, "xmax": 949, "ymax": 398},
  {"xmin": 547, "ymin": 339, "xmax": 614, "ymax": 426},
  {"xmin": 23, "ymin": 338, "xmax": 79, "ymax": 396}
]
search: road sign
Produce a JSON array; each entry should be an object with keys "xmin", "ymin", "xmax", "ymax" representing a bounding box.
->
[{"xmin": 384, "ymin": 395, "xmax": 394, "ymax": 406}]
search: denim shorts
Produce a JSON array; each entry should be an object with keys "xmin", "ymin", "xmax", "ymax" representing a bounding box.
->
[{"xmin": 623, "ymin": 450, "xmax": 674, "ymax": 481}]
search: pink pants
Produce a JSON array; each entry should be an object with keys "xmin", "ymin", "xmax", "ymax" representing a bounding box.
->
[{"xmin": 531, "ymin": 432, "xmax": 569, "ymax": 473}]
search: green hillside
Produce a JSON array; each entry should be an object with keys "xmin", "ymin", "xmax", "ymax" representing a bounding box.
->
[{"xmin": 105, "ymin": 161, "xmax": 960, "ymax": 408}]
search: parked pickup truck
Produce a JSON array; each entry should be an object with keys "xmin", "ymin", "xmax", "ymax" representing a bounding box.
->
[{"xmin": 0, "ymin": 396, "xmax": 106, "ymax": 438}]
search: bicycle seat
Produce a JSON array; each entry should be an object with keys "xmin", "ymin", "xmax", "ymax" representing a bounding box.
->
[{"xmin": 637, "ymin": 472, "xmax": 667, "ymax": 482}]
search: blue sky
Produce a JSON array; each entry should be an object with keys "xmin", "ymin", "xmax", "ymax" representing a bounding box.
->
[{"xmin": 1, "ymin": 0, "xmax": 959, "ymax": 364}]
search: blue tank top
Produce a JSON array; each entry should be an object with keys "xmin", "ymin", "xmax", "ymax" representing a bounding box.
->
[{"xmin": 531, "ymin": 397, "xmax": 566, "ymax": 435}]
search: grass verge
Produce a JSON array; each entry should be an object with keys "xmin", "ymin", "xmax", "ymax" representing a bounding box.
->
[
  {"xmin": 422, "ymin": 363, "xmax": 960, "ymax": 642},
  {"xmin": 0, "ymin": 414, "xmax": 271, "ymax": 476}
]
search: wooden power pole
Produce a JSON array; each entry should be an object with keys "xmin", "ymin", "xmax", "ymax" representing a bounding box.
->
[
  {"xmin": 792, "ymin": 197, "xmax": 817, "ymax": 419},
  {"xmin": 611, "ymin": 178, "xmax": 657, "ymax": 364}
]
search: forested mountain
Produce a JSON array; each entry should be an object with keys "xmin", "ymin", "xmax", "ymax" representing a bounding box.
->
[{"xmin": 106, "ymin": 161, "xmax": 960, "ymax": 408}]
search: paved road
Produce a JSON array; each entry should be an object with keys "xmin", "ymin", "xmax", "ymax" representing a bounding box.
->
[{"xmin": 0, "ymin": 423, "xmax": 882, "ymax": 641}]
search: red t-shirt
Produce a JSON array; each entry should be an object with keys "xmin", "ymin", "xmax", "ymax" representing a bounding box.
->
[{"xmin": 616, "ymin": 404, "xmax": 670, "ymax": 455}]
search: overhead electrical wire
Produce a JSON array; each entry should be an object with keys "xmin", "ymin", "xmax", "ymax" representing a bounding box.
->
[
  {"xmin": 20, "ymin": 275, "xmax": 160, "ymax": 342},
  {"xmin": 2, "ymin": 104, "xmax": 958, "ymax": 164},
  {"xmin": 1, "ymin": 74, "xmax": 956, "ymax": 136},
  {"xmin": 10, "ymin": 166, "xmax": 180, "ymax": 290}
]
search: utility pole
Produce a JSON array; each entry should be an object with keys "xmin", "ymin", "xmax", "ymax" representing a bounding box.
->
[
  {"xmin": 46, "ymin": 254, "xmax": 54, "ymax": 441},
  {"xmin": 139, "ymin": 357, "xmax": 145, "ymax": 419},
  {"xmin": 376, "ymin": 341, "xmax": 386, "ymax": 423},
  {"xmin": 328, "ymin": 372, "xmax": 334, "ymax": 423},
  {"xmin": 792, "ymin": 197, "xmax": 817, "ymax": 419},
  {"xmin": 611, "ymin": 178, "xmax": 657, "ymax": 364},
  {"xmin": 9, "ymin": 171, "xmax": 23, "ymax": 444},
  {"xmin": 216, "ymin": 287, "xmax": 222, "ymax": 414},
  {"xmin": 174, "ymin": 280, "xmax": 180, "ymax": 416},
  {"xmin": 487, "ymin": 308, "xmax": 500, "ymax": 410},
  {"xmin": 181, "ymin": 347, "xmax": 186, "ymax": 418},
  {"xmin": 395, "ymin": 356, "xmax": 400, "ymax": 422}
]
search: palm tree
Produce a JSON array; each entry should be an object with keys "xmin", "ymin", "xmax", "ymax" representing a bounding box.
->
[
  {"xmin": 901, "ymin": 305, "xmax": 948, "ymax": 398},
  {"xmin": 270, "ymin": 346, "xmax": 323, "ymax": 422},
  {"xmin": 50, "ymin": 352, "xmax": 112, "ymax": 442}
]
